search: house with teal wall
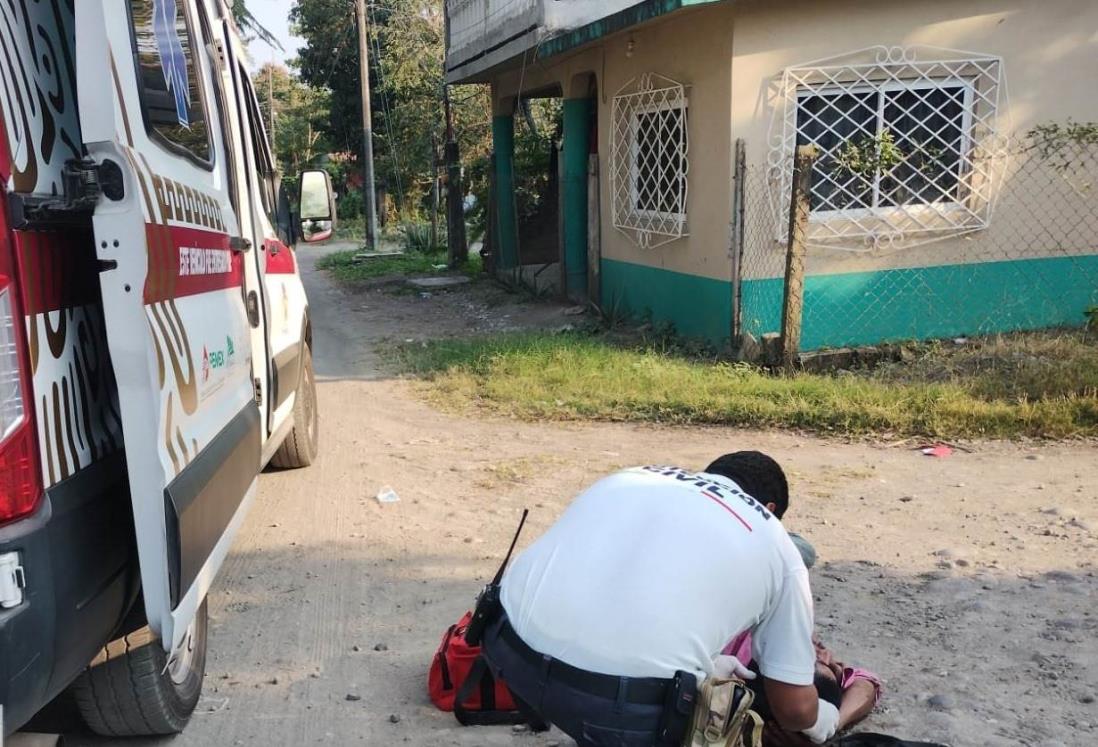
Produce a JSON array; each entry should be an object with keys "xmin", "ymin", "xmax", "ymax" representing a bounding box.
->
[{"xmin": 445, "ymin": 0, "xmax": 1098, "ymax": 352}]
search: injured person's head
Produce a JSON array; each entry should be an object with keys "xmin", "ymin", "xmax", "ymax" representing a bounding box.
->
[{"xmin": 746, "ymin": 659, "xmax": 843, "ymax": 724}]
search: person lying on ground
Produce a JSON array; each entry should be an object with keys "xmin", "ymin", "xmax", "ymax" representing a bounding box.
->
[
  {"xmin": 479, "ymin": 452, "xmax": 841, "ymax": 746},
  {"xmin": 716, "ymin": 631, "xmax": 882, "ymax": 745}
]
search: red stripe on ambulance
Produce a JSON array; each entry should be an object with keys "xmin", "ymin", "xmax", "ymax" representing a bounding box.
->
[{"xmin": 143, "ymin": 224, "xmax": 243, "ymax": 303}]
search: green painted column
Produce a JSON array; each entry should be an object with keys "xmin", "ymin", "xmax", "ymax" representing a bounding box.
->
[
  {"xmin": 562, "ymin": 97, "xmax": 591, "ymax": 299},
  {"xmin": 492, "ymin": 114, "xmax": 518, "ymax": 270}
]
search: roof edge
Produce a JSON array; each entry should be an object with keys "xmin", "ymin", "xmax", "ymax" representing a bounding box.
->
[{"xmin": 537, "ymin": 0, "xmax": 724, "ymax": 60}]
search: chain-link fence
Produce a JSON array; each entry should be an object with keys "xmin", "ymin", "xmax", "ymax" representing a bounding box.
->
[{"xmin": 736, "ymin": 137, "xmax": 1098, "ymax": 354}]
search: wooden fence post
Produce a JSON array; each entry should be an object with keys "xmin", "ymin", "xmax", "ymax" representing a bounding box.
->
[
  {"xmin": 587, "ymin": 154, "xmax": 601, "ymax": 306},
  {"xmin": 730, "ymin": 138, "xmax": 746, "ymax": 344},
  {"xmin": 780, "ymin": 144, "xmax": 818, "ymax": 371}
]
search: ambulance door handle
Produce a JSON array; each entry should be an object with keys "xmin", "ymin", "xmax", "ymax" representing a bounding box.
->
[
  {"xmin": 230, "ymin": 237, "xmax": 252, "ymax": 253},
  {"xmin": 246, "ymin": 291, "xmax": 261, "ymax": 328}
]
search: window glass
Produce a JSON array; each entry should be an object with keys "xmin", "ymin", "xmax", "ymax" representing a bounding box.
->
[
  {"xmin": 632, "ymin": 106, "xmax": 687, "ymax": 215},
  {"xmin": 130, "ymin": 0, "xmax": 211, "ymax": 162},
  {"xmin": 239, "ymin": 65, "xmax": 278, "ymax": 219},
  {"xmin": 795, "ymin": 82, "xmax": 970, "ymax": 212},
  {"xmin": 879, "ymin": 86, "xmax": 966, "ymax": 207}
]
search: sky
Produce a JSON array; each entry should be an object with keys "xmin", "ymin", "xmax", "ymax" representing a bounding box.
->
[{"xmin": 246, "ymin": 0, "xmax": 304, "ymax": 68}]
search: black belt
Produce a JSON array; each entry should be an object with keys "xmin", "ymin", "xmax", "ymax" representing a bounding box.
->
[{"xmin": 496, "ymin": 620, "xmax": 672, "ymax": 706}]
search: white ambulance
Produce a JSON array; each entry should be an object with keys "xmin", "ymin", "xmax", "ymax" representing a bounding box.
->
[{"xmin": 0, "ymin": 0, "xmax": 336, "ymax": 736}]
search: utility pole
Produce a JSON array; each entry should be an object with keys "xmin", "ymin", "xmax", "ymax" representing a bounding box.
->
[
  {"xmin": 355, "ymin": 0, "xmax": 379, "ymax": 250},
  {"xmin": 443, "ymin": 86, "xmax": 468, "ymax": 265}
]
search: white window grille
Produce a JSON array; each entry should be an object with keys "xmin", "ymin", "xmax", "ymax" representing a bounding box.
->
[
  {"xmin": 610, "ymin": 74, "xmax": 689, "ymax": 248},
  {"xmin": 767, "ymin": 46, "xmax": 1009, "ymax": 251}
]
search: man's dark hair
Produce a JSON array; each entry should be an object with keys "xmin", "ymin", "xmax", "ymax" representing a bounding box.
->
[
  {"xmin": 746, "ymin": 664, "xmax": 843, "ymax": 720},
  {"xmin": 705, "ymin": 451, "xmax": 790, "ymax": 518},
  {"xmin": 814, "ymin": 670, "xmax": 843, "ymax": 709}
]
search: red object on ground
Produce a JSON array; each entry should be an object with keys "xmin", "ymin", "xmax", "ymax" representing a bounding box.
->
[
  {"xmin": 428, "ymin": 611, "xmax": 517, "ymax": 712},
  {"xmin": 921, "ymin": 444, "xmax": 954, "ymax": 458}
]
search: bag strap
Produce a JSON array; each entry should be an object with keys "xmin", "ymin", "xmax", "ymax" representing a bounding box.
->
[
  {"xmin": 739, "ymin": 710, "xmax": 764, "ymax": 747},
  {"xmin": 453, "ymin": 656, "xmax": 526, "ymax": 727}
]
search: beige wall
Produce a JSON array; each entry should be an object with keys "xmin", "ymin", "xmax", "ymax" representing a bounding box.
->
[
  {"xmin": 491, "ymin": 4, "xmax": 736, "ymax": 281},
  {"xmin": 731, "ymin": 0, "xmax": 1098, "ymax": 279},
  {"xmin": 489, "ymin": 0, "xmax": 1098, "ymax": 282}
]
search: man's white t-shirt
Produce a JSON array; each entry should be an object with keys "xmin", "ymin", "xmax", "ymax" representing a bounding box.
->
[{"xmin": 501, "ymin": 466, "xmax": 815, "ymax": 684}]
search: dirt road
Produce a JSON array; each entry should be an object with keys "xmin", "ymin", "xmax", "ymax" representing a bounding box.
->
[{"xmin": 64, "ymin": 244, "xmax": 1097, "ymax": 746}]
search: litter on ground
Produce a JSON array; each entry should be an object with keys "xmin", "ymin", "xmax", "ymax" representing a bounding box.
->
[{"xmin": 376, "ymin": 486, "xmax": 401, "ymax": 504}]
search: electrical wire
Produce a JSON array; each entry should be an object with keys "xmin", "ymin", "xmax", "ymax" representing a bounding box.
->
[{"xmin": 363, "ymin": 1, "xmax": 409, "ymax": 211}]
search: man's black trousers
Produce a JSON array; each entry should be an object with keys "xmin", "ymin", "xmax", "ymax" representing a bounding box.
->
[{"xmin": 481, "ymin": 615, "xmax": 680, "ymax": 747}]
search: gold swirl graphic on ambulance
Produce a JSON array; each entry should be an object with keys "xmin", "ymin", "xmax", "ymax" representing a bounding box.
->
[
  {"xmin": 29, "ymin": 306, "xmax": 123, "ymax": 486},
  {"xmin": 147, "ymin": 300, "xmax": 200, "ymax": 476},
  {"xmin": 149, "ymin": 171, "xmax": 226, "ymax": 231},
  {"xmin": 18, "ymin": 228, "xmax": 123, "ymax": 487},
  {"xmin": 0, "ymin": 0, "xmax": 81, "ymax": 197}
]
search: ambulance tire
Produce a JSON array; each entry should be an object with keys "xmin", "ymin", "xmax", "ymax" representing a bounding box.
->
[
  {"xmin": 73, "ymin": 600, "xmax": 208, "ymax": 736},
  {"xmin": 270, "ymin": 342, "xmax": 319, "ymax": 469}
]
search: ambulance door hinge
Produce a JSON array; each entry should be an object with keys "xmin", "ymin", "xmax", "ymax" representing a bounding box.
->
[
  {"xmin": 0, "ymin": 552, "xmax": 26, "ymax": 609},
  {"xmin": 254, "ymin": 378, "xmax": 263, "ymax": 407},
  {"xmin": 8, "ymin": 158, "xmax": 124, "ymax": 228}
]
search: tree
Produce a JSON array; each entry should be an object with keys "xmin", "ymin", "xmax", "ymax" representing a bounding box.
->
[
  {"xmin": 291, "ymin": 0, "xmax": 361, "ymax": 159},
  {"xmin": 230, "ymin": 1, "xmax": 281, "ymax": 49},
  {"xmin": 252, "ymin": 63, "xmax": 331, "ymax": 176},
  {"xmin": 293, "ymin": 0, "xmax": 492, "ymax": 221}
]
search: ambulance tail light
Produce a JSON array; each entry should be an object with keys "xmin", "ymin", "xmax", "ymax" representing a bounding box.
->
[{"xmin": 0, "ymin": 273, "xmax": 41, "ymax": 525}]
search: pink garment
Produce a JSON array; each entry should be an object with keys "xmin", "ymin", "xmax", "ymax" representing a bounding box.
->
[{"xmin": 721, "ymin": 631, "xmax": 883, "ymax": 704}]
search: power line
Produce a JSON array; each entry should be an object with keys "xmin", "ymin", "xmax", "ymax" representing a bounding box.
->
[{"xmin": 364, "ymin": 1, "xmax": 406, "ymax": 210}]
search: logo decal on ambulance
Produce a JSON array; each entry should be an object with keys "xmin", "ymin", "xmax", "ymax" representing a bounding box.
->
[
  {"xmin": 152, "ymin": 0, "xmax": 193, "ymax": 127},
  {"xmin": 202, "ymin": 342, "xmax": 229, "ymax": 383}
]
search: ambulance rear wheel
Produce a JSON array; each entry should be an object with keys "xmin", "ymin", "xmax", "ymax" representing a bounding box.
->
[
  {"xmin": 271, "ymin": 342, "xmax": 319, "ymax": 468},
  {"xmin": 73, "ymin": 600, "xmax": 208, "ymax": 736}
]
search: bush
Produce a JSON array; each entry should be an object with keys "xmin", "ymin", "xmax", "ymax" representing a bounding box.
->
[{"xmin": 401, "ymin": 221, "xmax": 441, "ymax": 253}]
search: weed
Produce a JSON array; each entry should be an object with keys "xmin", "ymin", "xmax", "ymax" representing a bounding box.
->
[
  {"xmin": 397, "ymin": 330, "xmax": 1098, "ymax": 439},
  {"xmin": 316, "ymin": 249, "xmax": 447, "ymax": 283}
]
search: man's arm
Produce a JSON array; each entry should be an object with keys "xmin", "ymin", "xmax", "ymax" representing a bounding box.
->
[
  {"xmin": 837, "ymin": 680, "xmax": 876, "ymax": 729},
  {"xmin": 762, "ymin": 679, "xmax": 819, "ymax": 731}
]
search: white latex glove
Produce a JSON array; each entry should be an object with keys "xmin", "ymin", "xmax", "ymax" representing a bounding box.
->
[
  {"xmin": 711, "ymin": 654, "xmax": 756, "ymax": 680},
  {"xmin": 801, "ymin": 699, "xmax": 840, "ymax": 744}
]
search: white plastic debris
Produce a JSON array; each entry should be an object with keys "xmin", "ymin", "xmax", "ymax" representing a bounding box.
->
[{"xmin": 376, "ymin": 486, "xmax": 400, "ymax": 504}]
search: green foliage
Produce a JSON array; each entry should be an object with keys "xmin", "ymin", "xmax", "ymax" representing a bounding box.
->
[
  {"xmin": 252, "ymin": 64, "xmax": 332, "ymax": 178},
  {"xmin": 293, "ymin": 0, "xmax": 491, "ymax": 225},
  {"xmin": 395, "ymin": 330, "xmax": 1098, "ymax": 438},
  {"xmin": 1026, "ymin": 119, "xmax": 1098, "ymax": 169},
  {"xmin": 1086, "ymin": 306, "xmax": 1098, "ymax": 333},
  {"xmin": 317, "ymin": 249, "xmax": 447, "ymax": 282},
  {"xmin": 230, "ymin": 1, "xmax": 281, "ymax": 48},
  {"xmin": 834, "ymin": 129, "xmax": 904, "ymax": 177},
  {"xmin": 401, "ymin": 222, "xmax": 441, "ymax": 253}
]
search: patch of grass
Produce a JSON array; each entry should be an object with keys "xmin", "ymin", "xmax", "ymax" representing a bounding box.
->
[
  {"xmin": 317, "ymin": 249, "xmax": 482, "ymax": 284},
  {"xmin": 395, "ymin": 331, "xmax": 1098, "ymax": 439}
]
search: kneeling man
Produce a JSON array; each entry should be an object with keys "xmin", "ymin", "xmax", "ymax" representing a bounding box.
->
[{"xmin": 482, "ymin": 451, "xmax": 840, "ymax": 746}]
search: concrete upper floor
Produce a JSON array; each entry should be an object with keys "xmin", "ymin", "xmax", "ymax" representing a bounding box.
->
[{"xmin": 445, "ymin": 0, "xmax": 719, "ymax": 84}]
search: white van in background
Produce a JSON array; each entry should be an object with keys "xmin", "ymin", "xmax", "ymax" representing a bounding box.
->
[{"xmin": 0, "ymin": 0, "xmax": 337, "ymax": 736}]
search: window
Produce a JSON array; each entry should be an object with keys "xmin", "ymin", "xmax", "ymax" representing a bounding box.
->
[
  {"xmin": 766, "ymin": 47, "xmax": 1006, "ymax": 250},
  {"xmin": 610, "ymin": 73, "xmax": 689, "ymax": 249},
  {"xmin": 796, "ymin": 80, "xmax": 971, "ymax": 214},
  {"xmin": 631, "ymin": 103, "xmax": 687, "ymax": 216},
  {"xmin": 239, "ymin": 65, "xmax": 278, "ymax": 220},
  {"xmin": 130, "ymin": 0, "xmax": 212, "ymax": 163}
]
